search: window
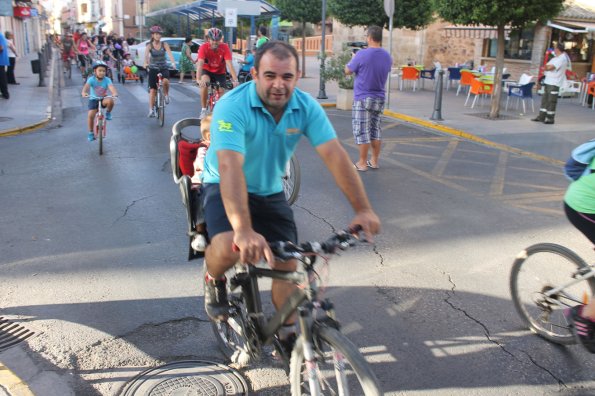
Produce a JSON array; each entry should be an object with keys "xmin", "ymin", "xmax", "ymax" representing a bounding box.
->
[
  {"xmin": 81, "ymin": 3, "xmax": 87, "ymax": 14},
  {"xmin": 486, "ymin": 25, "xmax": 534, "ymax": 60},
  {"xmin": 552, "ymin": 30, "xmax": 591, "ymax": 62},
  {"xmin": 165, "ymin": 39, "xmax": 182, "ymax": 52}
]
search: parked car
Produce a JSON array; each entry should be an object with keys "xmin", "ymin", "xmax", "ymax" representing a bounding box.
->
[{"xmin": 129, "ymin": 37, "xmax": 242, "ymax": 75}]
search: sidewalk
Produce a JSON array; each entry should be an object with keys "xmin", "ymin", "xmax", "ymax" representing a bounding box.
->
[{"xmin": 0, "ymin": 51, "xmax": 54, "ymax": 137}]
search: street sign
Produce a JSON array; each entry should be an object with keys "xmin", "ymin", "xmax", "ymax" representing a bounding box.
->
[
  {"xmin": 218, "ymin": 0, "xmax": 260, "ymax": 16},
  {"xmin": 384, "ymin": 0, "xmax": 394, "ymax": 17},
  {"xmin": 225, "ymin": 8, "xmax": 237, "ymax": 28}
]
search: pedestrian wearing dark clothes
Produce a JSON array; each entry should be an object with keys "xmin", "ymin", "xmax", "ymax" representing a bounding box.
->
[
  {"xmin": 345, "ymin": 25, "xmax": 392, "ymax": 171},
  {"xmin": 0, "ymin": 31, "xmax": 10, "ymax": 99}
]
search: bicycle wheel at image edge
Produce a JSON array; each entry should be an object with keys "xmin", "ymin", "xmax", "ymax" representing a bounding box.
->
[
  {"xmin": 283, "ymin": 154, "xmax": 301, "ymax": 205},
  {"xmin": 290, "ymin": 325, "xmax": 382, "ymax": 396},
  {"xmin": 510, "ymin": 243, "xmax": 595, "ymax": 344}
]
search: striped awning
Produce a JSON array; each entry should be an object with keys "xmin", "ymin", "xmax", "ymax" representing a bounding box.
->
[
  {"xmin": 548, "ymin": 20, "xmax": 595, "ymax": 33},
  {"xmin": 442, "ymin": 25, "xmax": 511, "ymax": 39}
]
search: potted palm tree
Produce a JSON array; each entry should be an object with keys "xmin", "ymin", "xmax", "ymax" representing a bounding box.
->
[{"xmin": 320, "ymin": 49, "xmax": 354, "ymax": 110}]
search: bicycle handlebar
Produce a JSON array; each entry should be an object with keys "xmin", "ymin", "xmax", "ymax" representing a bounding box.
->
[
  {"xmin": 269, "ymin": 225, "xmax": 363, "ymax": 261},
  {"xmin": 83, "ymin": 95, "xmax": 118, "ymax": 100}
]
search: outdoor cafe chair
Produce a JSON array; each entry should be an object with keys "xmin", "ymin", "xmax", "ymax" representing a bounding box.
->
[
  {"xmin": 420, "ymin": 68, "xmax": 436, "ymax": 89},
  {"xmin": 505, "ymin": 81, "xmax": 535, "ymax": 113},
  {"xmin": 400, "ymin": 66, "xmax": 420, "ymax": 91},
  {"xmin": 447, "ymin": 67, "xmax": 461, "ymax": 90},
  {"xmin": 586, "ymin": 82, "xmax": 595, "ymax": 110},
  {"xmin": 457, "ymin": 69, "xmax": 476, "ymax": 96},
  {"xmin": 465, "ymin": 78, "xmax": 494, "ymax": 108}
]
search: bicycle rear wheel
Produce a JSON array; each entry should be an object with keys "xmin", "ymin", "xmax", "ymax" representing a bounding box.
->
[
  {"xmin": 283, "ymin": 154, "xmax": 301, "ymax": 205},
  {"xmin": 510, "ymin": 243, "xmax": 595, "ymax": 344},
  {"xmin": 290, "ymin": 324, "xmax": 382, "ymax": 396}
]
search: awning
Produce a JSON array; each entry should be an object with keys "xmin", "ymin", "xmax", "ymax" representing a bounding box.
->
[
  {"xmin": 548, "ymin": 20, "xmax": 595, "ymax": 33},
  {"xmin": 442, "ymin": 25, "xmax": 511, "ymax": 39},
  {"xmin": 146, "ymin": 0, "xmax": 280, "ymax": 23}
]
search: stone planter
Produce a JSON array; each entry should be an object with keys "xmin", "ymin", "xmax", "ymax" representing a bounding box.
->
[{"xmin": 336, "ymin": 88, "xmax": 353, "ymax": 110}]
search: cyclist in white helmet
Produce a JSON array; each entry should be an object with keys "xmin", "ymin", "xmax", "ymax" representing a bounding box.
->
[
  {"xmin": 196, "ymin": 27, "xmax": 239, "ymax": 119},
  {"xmin": 144, "ymin": 25, "xmax": 177, "ymax": 117}
]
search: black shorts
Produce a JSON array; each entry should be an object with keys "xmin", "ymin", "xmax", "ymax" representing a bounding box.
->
[
  {"xmin": 203, "ymin": 183, "xmax": 297, "ymax": 243},
  {"xmin": 201, "ymin": 70, "xmax": 227, "ymax": 88},
  {"xmin": 148, "ymin": 67, "xmax": 170, "ymax": 90},
  {"xmin": 88, "ymin": 98, "xmax": 108, "ymax": 110},
  {"xmin": 564, "ymin": 202, "xmax": 595, "ymax": 245}
]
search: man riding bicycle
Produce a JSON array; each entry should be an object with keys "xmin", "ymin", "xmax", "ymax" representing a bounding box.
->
[
  {"xmin": 196, "ymin": 27, "xmax": 239, "ymax": 119},
  {"xmin": 201, "ymin": 41, "xmax": 381, "ymax": 349},
  {"xmin": 61, "ymin": 32, "xmax": 75, "ymax": 69},
  {"xmin": 144, "ymin": 25, "xmax": 176, "ymax": 118}
]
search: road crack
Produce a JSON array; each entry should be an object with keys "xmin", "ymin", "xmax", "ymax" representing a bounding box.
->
[
  {"xmin": 112, "ymin": 195, "xmax": 155, "ymax": 225},
  {"xmin": 294, "ymin": 204, "xmax": 336, "ymax": 232},
  {"xmin": 442, "ymin": 271, "xmax": 567, "ymax": 389}
]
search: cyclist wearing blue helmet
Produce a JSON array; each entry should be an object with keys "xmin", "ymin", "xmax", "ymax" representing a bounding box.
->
[{"xmin": 81, "ymin": 60, "xmax": 118, "ymax": 141}]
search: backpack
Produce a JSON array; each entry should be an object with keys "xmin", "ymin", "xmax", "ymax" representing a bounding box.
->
[{"xmin": 564, "ymin": 139, "xmax": 595, "ymax": 181}]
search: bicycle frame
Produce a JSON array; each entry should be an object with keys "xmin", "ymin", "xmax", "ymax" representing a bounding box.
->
[
  {"xmin": 229, "ymin": 259, "xmax": 332, "ymax": 350},
  {"xmin": 543, "ymin": 266, "xmax": 595, "ymax": 304}
]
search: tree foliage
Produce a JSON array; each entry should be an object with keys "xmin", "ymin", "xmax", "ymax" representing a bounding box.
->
[
  {"xmin": 275, "ymin": 0, "xmax": 323, "ymax": 77},
  {"xmin": 433, "ymin": 0, "xmax": 564, "ymax": 29},
  {"xmin": 434, "ymin": 0, "xmax": 564, "ymax": 118},
  {"xmin": 328, "ymin": 0, "xmax": 433, "ymax": 29}
]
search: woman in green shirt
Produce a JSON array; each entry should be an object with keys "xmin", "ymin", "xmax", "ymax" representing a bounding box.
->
[
  {"xmin": 179, "ymin": 36, "xmax": 196, "ymax": 83},
  {"xmin": 564, "ymin": 161, "xmax": 595, "ymax": 353}
]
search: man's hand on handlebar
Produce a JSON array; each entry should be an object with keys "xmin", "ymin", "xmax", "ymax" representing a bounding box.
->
[
  {"xmin": 232, "ymin": 229, "xmax": 275, "ymax": 266},
  {"xmin": 350, "ymin": 210, "xmax": 381, "ymax": 243}
]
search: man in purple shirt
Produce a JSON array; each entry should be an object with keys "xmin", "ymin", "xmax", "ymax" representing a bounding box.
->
[{"xmin": 345, "ymin": 25, "xmax": 392, "ymax": 171}]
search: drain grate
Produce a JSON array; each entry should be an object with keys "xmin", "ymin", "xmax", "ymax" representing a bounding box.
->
[
  {"xmin": 120, "ymin": 360, "xmax": 249, "ymax": 395},
  {"xmin": 0, "ymin": 317, "xmax": 35, "ymax": 352}
]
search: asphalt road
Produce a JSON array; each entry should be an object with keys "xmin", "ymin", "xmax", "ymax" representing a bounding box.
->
[{"xmin": 0, "ymin": 71, "xmax": 594, "ymax": 395}]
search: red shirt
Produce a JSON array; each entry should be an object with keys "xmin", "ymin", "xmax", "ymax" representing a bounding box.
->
[{"xmin": 198, "ymin": 42, "xmax": 232, "ymax": 74}]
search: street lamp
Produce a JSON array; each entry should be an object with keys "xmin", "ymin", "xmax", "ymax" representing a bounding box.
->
[
  {"xmin": 139, "ymin": 0, "xmax": 144, "ymax": 41},
  {"xmin": 317, "ymin": 0, "xmax": 327, "ymax": 99}
]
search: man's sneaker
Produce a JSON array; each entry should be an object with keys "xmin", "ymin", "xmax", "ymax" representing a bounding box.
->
[
  {"xmin": 199, "ymin": 108, "xmax": 208, "ymax": 119},
  {"xmin": 564, "ymin": 305, "xmax": 595, "ymax": 353},
  {"xmin": 105, "ymin": 112, "xmax": 112, "ymax": 120},
  {"xmin": 87, "ymin": 132, "xmax": 95, "ymax": 141},
  {"xmin": 165, "ymin": 95, "xmax": 170, "ymax": 104},
  {"xmin": 148, "ymin": 109, "xmax": 156, "ymax": 118},
  {"xmin": 204, "ymin": 275, "xmax": 229, "ymax": 321},
  {"xmin": 191, "ymin": 233, "xmax": 207, "ymax": 252}
]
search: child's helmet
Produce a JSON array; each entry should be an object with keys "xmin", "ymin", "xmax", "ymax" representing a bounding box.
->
[
  {"xmin": 207, "ymin": 28, "xmax": 223, "ymax": 41},
  {"xmin": 149, "ymin": 25, "xmax": 163, "ymax": 34},
  {"xmin": 93, "ymin": 60, "xmax": 108, "ymax": 70}
]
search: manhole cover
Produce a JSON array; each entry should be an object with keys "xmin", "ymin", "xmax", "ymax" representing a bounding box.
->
[
  {"xmin": 0, "ymin": 317, "xmax": 35, "ymax": 352},
  {"xmin": 465, "ymin": 112, "xmax": 521, "ymax": 120},
  {"xmin": 0, "ymin": 117, "xmax": 13, "ymax": 122},
  {"xmin": 120, "ymin": 360, "xmax": 249, "ymax": 395}
]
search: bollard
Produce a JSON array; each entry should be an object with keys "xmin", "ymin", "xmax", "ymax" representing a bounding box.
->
[
  {"xmin": 430, "ymin": 69, "xmax": 444, "ymax": 121},
  {"xmin": 37, "ymin": 51, "xmax": 45, "ymax": 87}
]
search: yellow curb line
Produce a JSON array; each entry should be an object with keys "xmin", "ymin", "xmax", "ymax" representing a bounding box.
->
[
  {"xmin": 0, "ymin": 118, "xmax": 51, "ymax": 138},
  {"xmin": 0, "ymin": 363, "xmax": 35, "ymax": 396},
  {"xmin": 383, "ymin": 109, "xmax": 563, "ymax": 167}
]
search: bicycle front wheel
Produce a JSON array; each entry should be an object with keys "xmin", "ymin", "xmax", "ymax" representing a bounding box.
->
[
  {"xmin": 290, "ymin": 325, "xmax": 382, "ymax": 396},
  {"xmin": 97, "ymin": 119, "xmax": 103, "ymax": 155},
  {"xmin": 158, "ymin": 91, "xmax": 165, "ymax": 127},
  {"xmin": 283, "ymin": 154, "xmax": 301, "ymax": 205},
  {"xmin": 510, "ymin": 243, "xmax": 595, "ymax": 344}
]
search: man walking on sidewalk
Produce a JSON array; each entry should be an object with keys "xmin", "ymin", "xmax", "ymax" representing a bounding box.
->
[
  {"xmin": 532, "ymin": 42, "xmax": 568, "ymax": 125},
  {"xmin": 0, "ymin": 31, "xmax": 10, "ymax": 99},
  {"xmin": 345, "ymin": 25, "xmax": 392, "ymax": 171}
]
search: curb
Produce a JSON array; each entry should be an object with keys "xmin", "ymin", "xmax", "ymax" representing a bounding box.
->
[
  {"xmin": 0, "ymin": 363, "xmax": 35, "ymax": 396},
  {"xmin": 320, "ymin": 102, "xmax": 563, "ymax": 167},
  {"xmin": 0, "ymin": 47, "xmax": 56, "ymax": 138}
]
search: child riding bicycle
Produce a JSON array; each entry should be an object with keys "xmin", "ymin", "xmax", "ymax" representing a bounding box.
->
[{"xmin": 81, "ymin": 60, "xmax": 118, "ymax": 142}]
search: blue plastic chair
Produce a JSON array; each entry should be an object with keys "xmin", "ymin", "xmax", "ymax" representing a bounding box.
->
[
  {"xmin": 420, "ymin": 68, "xmax": 436, "ymax": 89},
  {"xmin": 506, "ymin": 82, "xmax": 535, "ymax": 113},
  {"xmin": 447, "ymin": 67, "xmax": 461, "ymax": 90}
]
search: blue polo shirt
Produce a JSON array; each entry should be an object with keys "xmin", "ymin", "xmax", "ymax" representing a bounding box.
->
[{"xmin": 203, "ymin": 81, "xmax": 337, "ymax": 195}]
